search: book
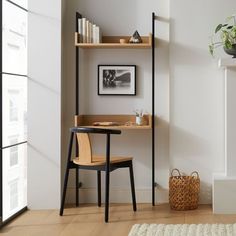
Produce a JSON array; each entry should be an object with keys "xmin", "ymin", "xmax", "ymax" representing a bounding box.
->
[
  {"xmin": 96, "ymin": 26, "xmax": 99, "ymax": 43},
  {"xmin": 99, "ymin": 27, "xmax": 102, "ymax": 43},
  {"xmin": 95, "ymin": 26, "xmax": 102, "ymax": 43},
  {"xmin": 89, "ymin": 22, "xmax": 93, "ymax": 43},
  {"xmin": 80, "ymin": 18, "xmax": 102, "ymax": 44},
  {"xmin": 86, "ymin": 20, "xmax": 90, "ymax": 43},
  {"xmin": 93, "ymin": 24, "xmax": 97, "ymax": 43},
  {"xmin": 81, "ymin": 18, "xmax": 87, "ymax": 43},
  {"xmin": 78, "ymin": 18, "xmax": 82, "ymax": 43}
]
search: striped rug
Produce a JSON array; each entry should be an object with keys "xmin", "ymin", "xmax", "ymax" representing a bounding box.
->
[{"xmin": 128, "ymin": 224, "xmax": 236, "ymax": 236}]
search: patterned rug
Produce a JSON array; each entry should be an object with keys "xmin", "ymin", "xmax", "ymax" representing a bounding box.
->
[{"xmin": 128, "ymin": 224, "xmax": 236, "ymax": 236}]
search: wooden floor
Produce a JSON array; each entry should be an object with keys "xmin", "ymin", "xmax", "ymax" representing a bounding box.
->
[{"xmin": 1, "ymin": 204, "xmax": 236, "ymax": 236}]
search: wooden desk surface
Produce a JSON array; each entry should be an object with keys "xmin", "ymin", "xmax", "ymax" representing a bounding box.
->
[{"xmin": 74, "ymin": 114, "xmax": 152, "ymax": 130}]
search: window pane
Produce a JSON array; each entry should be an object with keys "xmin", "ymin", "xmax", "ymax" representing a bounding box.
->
[
  {"xmin": 9, "ymin": 0, "xmax": 28, "ymax": 9},
  {"xmin": 9, "ymin": 137, "xmax": 19, "ymax": 167},
  {"xmin": 2, "ymin": 0, "xmax": 27, "ymax": 75},
  {"xmin": 2, "ymin": 74, "xmax": 27, "ymax": 147},
  {"xmin": 2, "ymin": 144, "xmax": 27, "ymax": 221}
]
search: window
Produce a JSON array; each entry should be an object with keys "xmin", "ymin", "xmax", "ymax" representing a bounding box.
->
[
  {"xmin": 1, "ymin": 0, "xmax": 28, "ymax": 224},
  {"xmin": 9, "ymin": 137, "xmax": 19, "ymax": 167},
  {"xmin": 9, "ymin": 90, "xmax": 19, "ymax": 122},
  {"xmin": 9, "ymin": 179, "xmax": 18, "ymax": 211},
  {"xmin": 2, "ymin": 74, "xmax": 27, "ymax": 147},
  {"xmin": 2, "ymin": 0, "xmax": 27, "ymax": 75}
]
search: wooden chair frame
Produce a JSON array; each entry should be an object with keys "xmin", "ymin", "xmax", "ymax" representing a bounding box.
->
[{"xmin": 60, "ymin": 127, "xmax": 137, "ymax": 222}]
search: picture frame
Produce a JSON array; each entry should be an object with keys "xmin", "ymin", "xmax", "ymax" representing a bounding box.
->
[{"xmin": 98, "ymin": 65, "xmax": 136, "ymax": 95}]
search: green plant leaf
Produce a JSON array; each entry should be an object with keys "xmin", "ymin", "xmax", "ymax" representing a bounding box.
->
[
  {"xmin": 209, "ymin": 45, "xmax": 214, "ymax": 56},
  {"xmin": 221, "ymin": 30, "xmax": 229, "ymax": 42},
  {"xmin": 215, "ymin": 24, "xmax": 223, "ymax": 33},
  {"xmin": 231, "ymin": 27, "xmax": 236, "ymax": 38},
  {"xmin": 225, "ymin": 40, "xmax": 233, "ymax": 49},
  {"xmin": 227, "ymin": 25, "xmax": 233, "ymax": 29},
  {"xmin": 226, "ymin": 16, "xmax": 233, "ymax": 22}
]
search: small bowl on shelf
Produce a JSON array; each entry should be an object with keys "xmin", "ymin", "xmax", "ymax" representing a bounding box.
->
[{"xmin": 119, "ymin": 38, "xmax": 127, "ymax": 44}]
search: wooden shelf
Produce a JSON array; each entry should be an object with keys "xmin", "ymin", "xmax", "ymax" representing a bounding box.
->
[
  {"xmin": 74, "ymin": 114, "xmax": 152, "ymax": 130},
  {"xmin": 74, "ymin": 33, "xmax": 152, "ymax": 49}
]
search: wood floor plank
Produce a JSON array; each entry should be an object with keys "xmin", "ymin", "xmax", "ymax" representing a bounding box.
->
[{"xmin": 1, "ymin": 204, "xmax": 236, "ymax": 236}]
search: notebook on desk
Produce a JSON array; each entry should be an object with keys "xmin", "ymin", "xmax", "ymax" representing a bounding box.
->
[{"xmin": 93, "ymin": 121, "xmax": 120, "ymax": 126}]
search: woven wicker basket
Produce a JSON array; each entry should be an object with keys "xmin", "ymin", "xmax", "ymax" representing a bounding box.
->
[{"xmin": 169, "ymin": 169, "xmax": 200, "ymax": 211}]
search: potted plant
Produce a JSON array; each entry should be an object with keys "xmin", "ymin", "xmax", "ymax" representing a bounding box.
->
[{"xmin": 209, "ymin": 14, "xmax": 236, "ymax": 58}]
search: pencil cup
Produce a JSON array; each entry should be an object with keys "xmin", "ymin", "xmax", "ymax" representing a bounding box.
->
[{"xmin": 136, "ymin": 116, "xmax": 143, "ymax": 125}]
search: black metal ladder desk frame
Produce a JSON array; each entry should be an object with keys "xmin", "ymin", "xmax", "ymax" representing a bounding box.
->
[{"xmin": 73, "ymin": 12, "xmax": 157, "ymax": 206}]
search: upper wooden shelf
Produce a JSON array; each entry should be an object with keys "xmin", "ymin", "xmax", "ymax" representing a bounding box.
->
[
  {"xmin": 74, "ymin": 33, "xmax": 152, "ymax": 49},
  {"xmin": 74, "ymin": 114, "xmax": 152, "ymax": 130}
]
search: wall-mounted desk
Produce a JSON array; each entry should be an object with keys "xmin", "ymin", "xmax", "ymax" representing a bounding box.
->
[{"xmin": 74, "ymin": 114, "xmax": 152, "ymax": 130}]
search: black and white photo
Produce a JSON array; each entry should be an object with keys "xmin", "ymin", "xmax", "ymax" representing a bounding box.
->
[{"xmin": 98, "ymin": 65, "xmax": 136, "ymax": 95}]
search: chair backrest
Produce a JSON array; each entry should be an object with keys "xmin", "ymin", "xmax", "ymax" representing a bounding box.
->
[
  {"xmin": 76, "ymin": 133, "xmax": 92, "ymax": 163},
  {"xmin": 71, "ymin": 127, "xmax": 122, "ymax": 164}
]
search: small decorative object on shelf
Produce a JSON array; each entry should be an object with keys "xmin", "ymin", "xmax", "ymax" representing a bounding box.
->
[
  {"xmin": 209, "ymin": 14, "xmax": 236, "ymax": 58},
  {"xmin": 120, "ymin": 38, "xmax": 127, "ymax": 44},
  {"xmin": 129, "ymin": 30, "xmax": 143, "ymax": 43},
  {"xmin": 134, "ymin": 109, "xmax": 144, "ymax": 125}
]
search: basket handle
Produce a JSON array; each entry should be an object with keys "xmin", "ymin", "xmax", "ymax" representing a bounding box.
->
[
  {"xmin": 191, "ymin": 171, "xmax": 199, "ymax": 178},
  {"xmin": 171, "ymin": 168, "xmax": 181, "ymax": 177}
]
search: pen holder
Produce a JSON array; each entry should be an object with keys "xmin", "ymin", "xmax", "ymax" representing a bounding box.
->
[{"xmin": 136, "ymin": 116, "xmax": 143, "ymax": 125}]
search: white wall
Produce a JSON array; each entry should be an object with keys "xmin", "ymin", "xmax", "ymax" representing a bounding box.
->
[
  {"xmin": 28, "ymin": 0, "xmax": 62, "ymax": 209},
  {"xmin": 62, "ymin": 0, "xmax": 170, "ymax": 203},
  {"xmin": 169, "ymin": 0, "xmax": 236, "ymax": 203}
]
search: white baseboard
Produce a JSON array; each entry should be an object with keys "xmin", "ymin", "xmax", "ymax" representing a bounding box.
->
[
  {"xmin": 65, "ymin": 187, "xmax": 169, "ymax": 204},
  {"xmin": 65, "ymin": 187, "xmax": 211, "ymax": 205}
]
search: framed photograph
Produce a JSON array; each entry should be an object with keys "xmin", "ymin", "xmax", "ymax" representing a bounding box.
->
[{"xmin": 98, "ymin": 65, "xmax": 136, "ymax": 95}]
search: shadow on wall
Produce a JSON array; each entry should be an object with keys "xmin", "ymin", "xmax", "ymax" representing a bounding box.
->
[
  {"xmin": 170, "ymin": 17, "xmax": 213, "ymax": 66},
  {"xmin": 170, "ymin": 42, "xmax": 212, "ymax": 66},
  {"xmin": 156, "ymin": 38, "xmax": 170, "ymax": 74},
  {"xmin": 200, "ymin": 181, "xmax": 212, "ymax": 204},
  {"xmin": 28, "ymin": 76, "xmax": 60, "ymax": 95},
  {"xmin": 156, "ymin": 16, "xmax": 170, "ymax": 24},
  {"xmin": 170, "ymin": 125, "xmax": 209, "ymax": 158},
  {"xmin": 155, "ymin": 117, "xmax": 170, "ymax": 189},
  {"xmin": 28, "ymin": 143, "xmax": 59, "ymax": 168},
  {"xmin": 170, "ymin": 125, "xmax": 214, "ymax": 204}
]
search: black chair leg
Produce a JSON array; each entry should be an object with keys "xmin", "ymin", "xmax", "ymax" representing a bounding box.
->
[
  {"xmin": 60, "ymin": 132, "xmax": 74, "ymax": 216},
  {"xmin": 97, "ymin": 171, "xmax": 101, "ymax": 207},
  {"xmin": 129, "ymin": 162, "xmax": 137, "ymax": 212},
  {"xmin": 105, "ymin": 168, "xmax": 110, "ymax": 222},
  {"xmin": 60, "ymin": 165, "xmax": 70, "ymax": 216},
  {"xmin": 76, "ymin": 167, "xmax": 79, "ymax": 207}
]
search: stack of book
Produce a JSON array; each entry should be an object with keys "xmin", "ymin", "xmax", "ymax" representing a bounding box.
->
[{"xmin": 78, "ymin": 18, "xmax": 102, "ymax": 44}]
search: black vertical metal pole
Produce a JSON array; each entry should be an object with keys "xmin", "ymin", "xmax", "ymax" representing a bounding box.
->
[
  {"xmin": 75, "ymin": 12, "xmax": 80, "ymax": 115},
  {"xmin": 105, "ymin": 133, "xmax": 111, "ymax": 222},
  {"xmin": 0, "ymin": 0, "xmax": 3, "ymax": 223},
  {"xmin": 152, "ymin": 12, "xmax": 155, "ymax": 206},
  {"xmin": 75, "ymin": 12, "xmax": 81, "ymax": 206}
]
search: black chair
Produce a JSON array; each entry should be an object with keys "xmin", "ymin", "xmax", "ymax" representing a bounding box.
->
[{"xmin": 60, "ymin": 127, "xmax": 137, "ymax": 222}]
